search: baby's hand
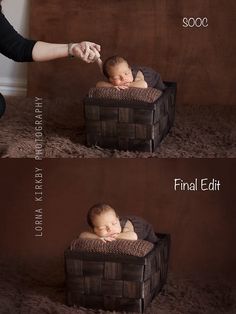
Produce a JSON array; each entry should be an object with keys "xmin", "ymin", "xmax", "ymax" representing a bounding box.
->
[
  {"xmin": 100, "ymin": 235, "xmax": 117, "ymax": 242},
  {"xmin": 114, "ymin": 84, "xmax": 130, "ymax": 91}
]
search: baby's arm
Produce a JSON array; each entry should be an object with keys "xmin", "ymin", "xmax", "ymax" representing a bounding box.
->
[
  {"xmin": 116, "ymin": 220, "xmax": 138, "ymax": 240},
  {"xmin": 79, "ymin": 231, "xmax": 116, "ymax": 243},
  {"xmin": 129, "ymin": 70, "xmax": 148, "ymax": 88},
  {"xmin": 96, "ymin": 81, "xmax": 115, "ymax": 88},
  {"xmin": 79, "ymin": 231, "xmax": 100, "ymax": 239},
  {"xmin": 96, "ymin": 81, "xmax": 128, "ymax": 91}
]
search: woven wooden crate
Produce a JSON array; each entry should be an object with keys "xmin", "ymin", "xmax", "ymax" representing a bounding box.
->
[
  {"xmin": 84, "ymin": 82, "xmax": 177, "ymax": 152},
  {"xmin": 65, "ymin": 234, "xmax": 170, "ymax": 313}
]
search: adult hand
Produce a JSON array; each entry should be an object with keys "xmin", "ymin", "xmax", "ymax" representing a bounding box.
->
[{"xmin": 71, "ymin": 41, "xmax": 101, "ymax": 63}]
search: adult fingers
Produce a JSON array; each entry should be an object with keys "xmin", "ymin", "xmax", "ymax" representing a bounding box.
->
[
  {"xmin": 83, "ymin": 42, "xmax": 90, "ymax": 61},
  {"xmin": 87, "ymin": 50, "xmax": 100, "ymax": 63},
  {"xmin": 90, "ymin": 44, "xmax": 101, "ymax": 53},
  {"xmin": 93, "ymin": 43, "xmax": 101, "ymax": 52},
  {"xmin": 72, "ymin": 45, "xmax": 84, "ymax": 59},
  {"xmin": 90, "ymin": 45, "xmax": 101, "ymax": 57},
  {"xmin": 86, "ymin": 41, "xmax": 101, "ymax": 52}
]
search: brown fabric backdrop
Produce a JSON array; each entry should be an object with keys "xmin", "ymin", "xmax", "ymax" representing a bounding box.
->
[
  {"xmin": 28, "ymin": 0, "xmax": 236, "ymax": 106},
  {"xmin": 1, "ymin": 159, "xmax": 236, "ymax": 280}
]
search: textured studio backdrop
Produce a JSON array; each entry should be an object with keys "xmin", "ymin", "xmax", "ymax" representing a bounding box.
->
[{"xmin": 28, "ymin": 0, "xmax": 236, "ymax": 106}]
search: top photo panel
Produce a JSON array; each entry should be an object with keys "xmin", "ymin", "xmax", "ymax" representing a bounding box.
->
[{"xmin": 0, "ymin": 0, "xmax": 235, "ymax": 158}]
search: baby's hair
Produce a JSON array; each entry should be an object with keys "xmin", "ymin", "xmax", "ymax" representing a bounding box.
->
[
  {"xmin": 87, "ymin": 203, "xmax": 117, "ymax": 228},
  {"xmin": 103, "ymin": 56, "xmax": 129, "ymax": 78}
]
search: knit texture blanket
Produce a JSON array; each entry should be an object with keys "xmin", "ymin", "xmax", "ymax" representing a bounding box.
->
[
  {"xmin": 88, "ymin": 87, "xmax": 162, "ymax": 103},
  {"xmin": 70, "ymin": 238, "xmax": 154, "ymax": 257}
]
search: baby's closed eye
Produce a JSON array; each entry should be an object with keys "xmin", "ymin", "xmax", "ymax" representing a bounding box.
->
[{"xmin": 98, "ymin": 227, "xmax": 106, "ymax": 231}]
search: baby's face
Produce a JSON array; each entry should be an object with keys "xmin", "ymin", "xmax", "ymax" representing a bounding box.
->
[
  {"xmin": 92, "ymin": 210, "xmax": 122, "ymax": 237},
  {"xmin": 108, "ymin": 62, "xmax": 133, "ymax": 86}
]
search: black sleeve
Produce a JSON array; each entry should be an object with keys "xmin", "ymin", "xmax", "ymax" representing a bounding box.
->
[{"xmin": 0, "ymin": 12, "xmax": 36, "ymax": 62}]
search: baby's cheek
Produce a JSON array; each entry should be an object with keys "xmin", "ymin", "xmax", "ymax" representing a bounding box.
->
[{"xmin": 95, "ymin": 229, "xmax": 104, "ymax": 236}]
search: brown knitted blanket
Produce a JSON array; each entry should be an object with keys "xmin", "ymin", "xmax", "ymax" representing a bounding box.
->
[
  {"xmin": 88, "ymin": 87, "xmax": 162, "ymax": 103},
  {"xmin": 70, "ymin": 238, "xmax": 154, "ymax": 257}
]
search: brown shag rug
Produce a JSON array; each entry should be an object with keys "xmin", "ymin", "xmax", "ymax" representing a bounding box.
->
[
  {"xmin": 0, "ymin": 259, "xmax": 235, "ymax": 314},
  {"xmin": 0, "ymin": 97, "xmax": 236, "ymax": 158}
]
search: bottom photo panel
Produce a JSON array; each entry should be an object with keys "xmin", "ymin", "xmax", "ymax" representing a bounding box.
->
[{"xmin": 1, "ymin": 159, "xmax": 236, "ymax": 314}]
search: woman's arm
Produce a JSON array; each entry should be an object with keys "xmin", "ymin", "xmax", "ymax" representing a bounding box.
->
[
  {"xmin": 32, "ymin": 42, "xmax": 69, "ymax": 61},
  {"xmin": 0, "ymin": 12, "xmax": 101, "ymax": 63},
  {"xmin": 32, "ymin": 41, "xmax": 101, "ymax": 62}
]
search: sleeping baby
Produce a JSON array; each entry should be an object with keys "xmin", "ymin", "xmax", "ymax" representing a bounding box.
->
[
  {"xmin": 79, "ymin": 203, "xmax": 158, "ymax": 243},
  {"xmin": 96, "ymin": 55, "xmax": 165, "ymax": 91}
]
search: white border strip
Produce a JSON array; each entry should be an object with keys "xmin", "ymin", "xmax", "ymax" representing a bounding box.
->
[{"xmin": 0, "ymin": 78, "xmax": 27, "ymax": 96}]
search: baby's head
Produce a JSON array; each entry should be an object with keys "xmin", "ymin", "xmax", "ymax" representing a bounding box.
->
[
  {"xmin": 87, "ymin": 203, "xmax": 121, "ymax": 237},
  {"xmin": 103, "ymin": 56, "xmax": 133, "ymax": 86}
]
